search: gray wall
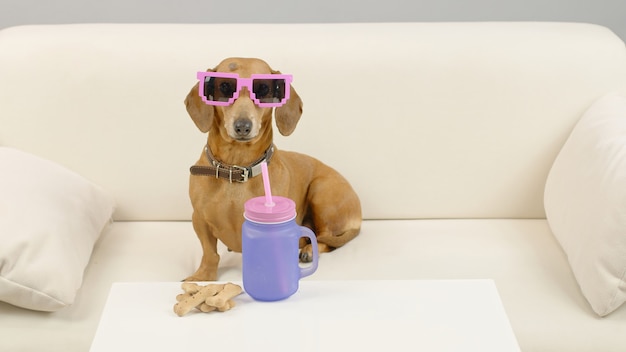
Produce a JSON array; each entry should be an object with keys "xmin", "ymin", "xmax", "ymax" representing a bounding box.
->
[{"xmin": 1, "ymin": 0, "xmax": 625, "ymax": 41}]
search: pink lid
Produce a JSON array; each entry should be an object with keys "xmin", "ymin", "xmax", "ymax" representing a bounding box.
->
[{"xmin": 244, "ymin": 196, "xmax": 296, "ymax": 223}]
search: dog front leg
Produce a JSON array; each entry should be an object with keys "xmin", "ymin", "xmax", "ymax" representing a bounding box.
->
[{"xmin": 185, "ymin": 213, "xmax": 220, "ymax": 281}]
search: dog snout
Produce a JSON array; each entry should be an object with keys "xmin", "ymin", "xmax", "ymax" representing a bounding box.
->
[{"xmin": 234, "ymin": 117, "xmax": 253, "ymax": 137}]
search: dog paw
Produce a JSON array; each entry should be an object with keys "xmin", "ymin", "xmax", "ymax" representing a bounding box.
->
[
  {"xmin": 299, "ymin": 245, "xmax": 314, "ymax": 263},
  {"xmin": 183, "ymin": 270, "xmax": 218, "ymax": 282},
  {"xmin": 183, "ymin": 275, "xmax": 210, "ymax": 282}
]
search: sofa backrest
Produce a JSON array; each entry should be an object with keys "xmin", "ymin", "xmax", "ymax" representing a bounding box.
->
[{"xmin": 1, "ymin": 23, "xmax": 625, "ymax": 221}]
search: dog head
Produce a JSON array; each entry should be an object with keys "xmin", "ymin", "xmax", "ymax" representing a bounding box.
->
[{"xmin": 185, "ymin": 57, "xmax": 303, "ymax": 143}]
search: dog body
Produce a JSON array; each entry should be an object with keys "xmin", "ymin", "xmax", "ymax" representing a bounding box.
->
[{"xmin": 184, "ymin": 58, "xmax": 362, "ymax": 281}]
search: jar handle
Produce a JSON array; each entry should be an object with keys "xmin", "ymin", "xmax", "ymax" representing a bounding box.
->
[{"xmin": 299, "ymin": 226, "xmax": 318, "ymax": 278}]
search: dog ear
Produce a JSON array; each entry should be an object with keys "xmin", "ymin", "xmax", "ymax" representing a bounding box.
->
[
  {"xmin": 185, "ymin": 80, "xmax": 214, "ymax": 133},
  {"xmin": 275, "ymin": 84, "xmax": 303, "ymax": 136}
]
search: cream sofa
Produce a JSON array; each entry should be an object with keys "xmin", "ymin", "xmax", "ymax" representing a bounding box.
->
[{"xmin": 1, "ymin": 22, "xmax": 626, "ymax": 352}]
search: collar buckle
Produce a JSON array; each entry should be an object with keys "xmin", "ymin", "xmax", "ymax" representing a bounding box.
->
[
  {"xmin": 189, "ymin": 144, "xmax": 274, "ymax": 182},
  {"xmin": 231, "ymin": 165, "xmax": 249, "ymax": 183}
]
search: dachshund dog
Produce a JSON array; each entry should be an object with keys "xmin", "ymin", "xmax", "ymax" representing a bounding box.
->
[{"xmin": 184, "ymin": 57, "xmax": 362, "ymax": 281}]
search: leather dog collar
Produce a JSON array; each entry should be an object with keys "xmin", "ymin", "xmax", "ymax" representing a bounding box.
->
[{"xmin": 189, "ymin": 144, "xmax": 275, "ymax": 183}]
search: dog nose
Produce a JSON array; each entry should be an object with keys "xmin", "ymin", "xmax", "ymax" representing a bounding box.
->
[{"xmin": 234, "ymin": 118, "xmax": 253, "ymax": 137}]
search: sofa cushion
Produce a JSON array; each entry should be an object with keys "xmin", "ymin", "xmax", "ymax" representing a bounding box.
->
[
  {"xmin": 0, "ymin": 147, "xmax": 115, "ymax": 311},
  {"xmin": 545, "ymin": 92, "xmax": 626, "ymax": 316}
]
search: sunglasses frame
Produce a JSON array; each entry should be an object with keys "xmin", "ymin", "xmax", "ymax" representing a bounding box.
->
[{"xmin": 196, "ymin": 71, "xmax": 293, "ymax": 108}]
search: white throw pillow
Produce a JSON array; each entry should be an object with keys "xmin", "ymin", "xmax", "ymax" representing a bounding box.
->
[
  {"xmin": 0, "ymin": 147, "xmax": 115, "ymax": 311},
  {"xmin": 545, "ymin": 92, "xmax": 626, "ymax": 316}
]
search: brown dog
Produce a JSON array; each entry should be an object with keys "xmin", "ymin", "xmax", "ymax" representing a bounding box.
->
[{"xmin": 184, "ymin": 57, "xmax": 362, "ymax": 281}]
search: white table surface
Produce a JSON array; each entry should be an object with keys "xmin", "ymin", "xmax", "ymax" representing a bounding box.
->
[{"xmin": 89, "ymin": 280, "xmax": 520, "ymax": 352}]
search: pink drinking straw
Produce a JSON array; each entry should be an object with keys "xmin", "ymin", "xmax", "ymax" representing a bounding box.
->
[{"xmin": 261, "ymin": 161, "xmax": 275, "ymax": 207}]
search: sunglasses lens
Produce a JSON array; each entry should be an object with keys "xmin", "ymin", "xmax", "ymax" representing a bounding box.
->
[
  {"xmin": 203, "ymin": 76, "xmax": 237, "ymax": 102},
  {"xmin": 252, "ymin": 78, "xmax": 287, "ymax": 104}
]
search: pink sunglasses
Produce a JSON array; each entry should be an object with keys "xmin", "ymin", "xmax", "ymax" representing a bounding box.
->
[{"xmin": 197, "ymin": 71, "xmax": 292, "ymax": 108}]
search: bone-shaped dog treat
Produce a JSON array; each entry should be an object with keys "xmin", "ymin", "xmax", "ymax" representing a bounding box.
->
[
  {"xmin": 173, "ymin": 283, "xmax": 225, "ymax": 316},
  {"xmin": 216, "ymin": 300, "xmax": 236, "ymax": 312},
  {"xmin": 204, "ymin": 283, "xmax": 243, "ymax": 308},
  {"xmin": 181, "ymin": 282, "xmax": 205, "ymax": 294},
  {"xmin": 173, "ymin": 282, "xmax": 242, "ymax": 317},
  {"xmin": 199, "ymin": 300, "xmax": 236, "ymax": 312}
]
